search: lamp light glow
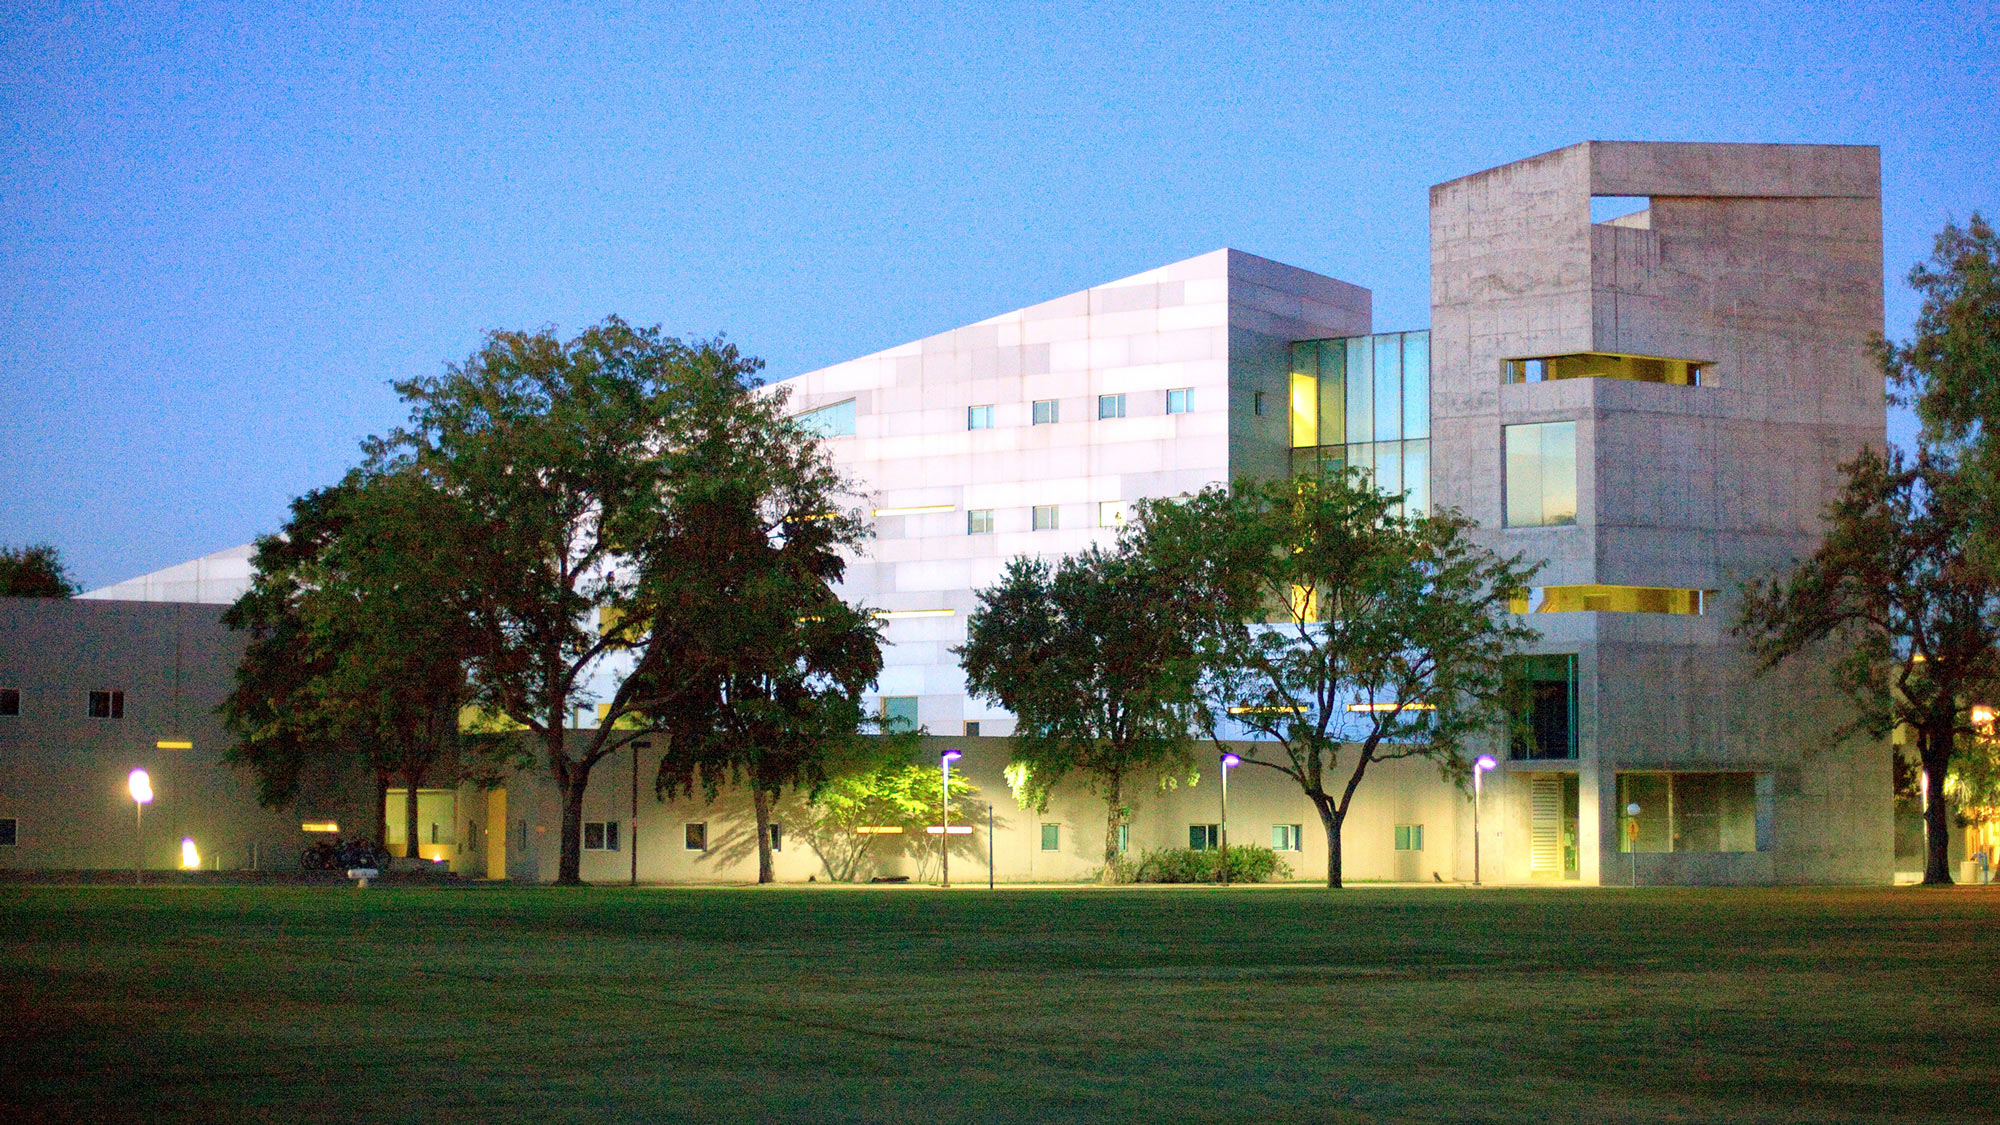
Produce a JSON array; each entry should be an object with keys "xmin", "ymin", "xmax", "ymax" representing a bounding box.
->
[
  {"xmin": 941, "ymin": 749, "xmax": 963, "ymax": 763},
  {"xmin": 180, "ymin": 838, "xmax": 200, "ymax": 869},
  {"xmin": 127, "ymin": 768, "xmax": 153, "ymax": 804},
  {"xmin": 155, "ymin": 739, "xmax": 194, "ymax": 750},
  {"xmin": 1221, "ymin": 753, "xmax": 1241, "ymax": 768}
]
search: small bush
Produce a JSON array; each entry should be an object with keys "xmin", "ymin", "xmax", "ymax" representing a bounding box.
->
[{"xmin": 1132, "ymin": 845, "xmax": 1291, "ymax": 884}]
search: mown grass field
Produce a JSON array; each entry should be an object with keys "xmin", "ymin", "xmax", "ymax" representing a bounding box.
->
[{"xmin": 2, "ymin": 883, "xmax": 1997, "ymax": 1123}]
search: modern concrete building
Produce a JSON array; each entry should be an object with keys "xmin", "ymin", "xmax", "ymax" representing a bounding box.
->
[{"xmin": 1, "ymin": 140, "xmax": 1897, "ymax": 884}]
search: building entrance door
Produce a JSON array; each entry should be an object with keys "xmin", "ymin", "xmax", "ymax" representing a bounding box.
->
[{"xmin": 1529, "ymin": 774, "xmax": 1581, "ymax": 880}]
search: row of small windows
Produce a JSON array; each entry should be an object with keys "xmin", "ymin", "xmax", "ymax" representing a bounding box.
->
[
  {"xmin": 0, "ymin": 689, "xmax": 123, "ymax": 718},
  {"xmin": 799, "ymin": 390, "xmax": 1196, "ymax": 439},
  {"xmin": 577, "ymin": 820, "xmax": 784, "ymax": 854}
]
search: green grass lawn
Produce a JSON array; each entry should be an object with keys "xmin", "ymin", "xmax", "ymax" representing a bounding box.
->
[{"xmin": 3, "ymin": 884, "xmax": 1998, "ymax": 1123}]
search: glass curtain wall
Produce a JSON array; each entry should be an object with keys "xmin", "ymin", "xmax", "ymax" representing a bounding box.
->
[{"xmin": 1290, "ymin": 331, "xmax": 1430, "ymax": 515}]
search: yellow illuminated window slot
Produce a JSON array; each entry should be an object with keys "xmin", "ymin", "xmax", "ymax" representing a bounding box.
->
[
  {"xmin": 1290, "ymin": 373, "xmax": 1319, "ymax": 448},
  {"xmin": 1509, "ymin": 585, "xmax": 1713, "ymax": 615}
]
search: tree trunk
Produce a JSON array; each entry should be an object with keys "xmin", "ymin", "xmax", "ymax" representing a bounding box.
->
[
  {"xmin": 402, "ymin": 777, "xmax": 421, "ymax": 861},
  {"xmin": 1099, "ymin": 768, "xmax": 1125, "ymax": 885},
  {"xmin": 752, "ymin": 786, "xmax": 776, "ymax": 884},
  {"xmin": 1922, "ymin": 726, "xmax": 1954, "ymax": 885},
  {"xmin": 550, "ymin": 727, "xmax": 590, "ymax": 886},
  {"xmin": 372, "ymin": 772, "xmax": 390, "ymax": 849},
  {"xmin": 1314, "ymin": 796, "xmax": 1344, "ymax": 889}
]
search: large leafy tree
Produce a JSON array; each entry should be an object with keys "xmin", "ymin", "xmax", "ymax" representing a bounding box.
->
[
  {"xmin": 639, "ymin": 405, "xmax": 883, "ymax": 884},
  {"xmin": 365, "ymin": 317, "xmax": 804, "ymax": 885},
  {"xmin": 220, "ymin": 475, "xmax": 486, "ymax": 849},
  {"xmin": 1740, "ymin": 449, "xmax": 2000, "ymax": 884},
  {"xmin": 792, "ymin": 753, "xmax": 979, "ymax": 883},
  {"xmin": 0, "ymin": 544, "xmax": 78, "ymax": 597},
  {"xmin": 1133, "ymin": 475, "xmax": 1538, "ymax": 888},
  {"xmin": 957, "ymin": 544, "xmax": 1201, "ymax": 881}
]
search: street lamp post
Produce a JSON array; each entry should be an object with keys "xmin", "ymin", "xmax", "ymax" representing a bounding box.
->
[
  {"xmin": 127, "ymin": 768, "xmax": 153, "ymax": 886},
  {"xmin": 1219, "ymin": 752, "xmax": 1240, "ymax": 885},
  {"xmin": 1625, "ymin": 801, "xmax": 1642, "ymax": 887},
  {"xmin": 940, "ymin": 749, "xmax": 962, "ymax": 888},
  {"xmin": 1472, "ymin": 755, "xmax": 1497, "ymax": 886}
]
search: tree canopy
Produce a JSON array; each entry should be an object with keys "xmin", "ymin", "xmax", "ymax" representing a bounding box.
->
[
  {"xmin": 220, "ymin": 474, "xmax": 492, "ymax": 849},
  {"xmin": 957, "ymin": 543, "xmax": 1201, "ymax": 881},
  {"xmin": 362, "ymin": 316, "xmax": 876, "ymax": 885},
  {"xmin": 0, "ymin": 544, "xmax": 78, "ymax": 598},
  {"xmin": 1131, "ymin": 475, "xmax": 1538, "ymax": 887},
  {"xmin": 1740, "ymin": 450, "xmax": 2000, "ymax": 883},
  {"xmin": 636, "ymin": 395, "xmax": 882, "ymax": 883}
]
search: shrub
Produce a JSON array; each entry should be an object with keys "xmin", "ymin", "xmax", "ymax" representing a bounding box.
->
[{"xmin": 1132, "ymin": 845, "xmax": 1291, "ymax": 884}]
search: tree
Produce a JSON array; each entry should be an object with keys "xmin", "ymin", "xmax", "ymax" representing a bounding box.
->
[
  {"xmin": 1132, "ymin": 475, "xmax": 1539, "ymax": 888},
  {"xmin": 957, "ymin": 544, "xmax": 1201, "ymax": 882},
  {"xmin": 1881, "ymin": 214, "xmax": 2000, "ymax": 571},
  {"xmin": 1739, "ymin": 449, "xmax": 2000, "ymax": 884},
  {"xmin": 794, "ymin": 754, "xmax": 981, "ymax": 882},
  {"xmin": 0, "ymin": 544, "xmax": 78, "ymax": 597},
  {"xmin": 220, "ymin": 475, "xmax": 489, "ymax": 851},
  {"xmin": 640, "ymin": 403, "xmax": 884, "ymax": 884},
  {"xmin": 364, "ymin": 317, "xmax": 794, "ymax": 885}
]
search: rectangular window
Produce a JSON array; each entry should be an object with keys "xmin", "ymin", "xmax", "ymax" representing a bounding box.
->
[
  {"xmin": 1372, "ymin": 334, "xmax": 1402, "ymax": 442},
  {"xmin": 1617, "ymin": 773, "xmax": 1759, "ymax": 853},
  {"xmin": 1253, "ymin": 392, "xmax": 1266, "ymax": 417},
  {"xmin": 0, "ymin": 817, "xmax": 15, "ymax": 846},
  {"xmin": 881, "ymin": 696, "xmax": 919, "ymax": 732},
  {"xmin": 1097, "ymin": 394, "xmax": 1126, "ymax": 419},
  {"xmin": 1272, "ymin": 824, "xmax": 1302, "ymax": 852},
  {"xmin": 796, "ymin": 399, "xmax": 857, "ymax": 438},
  {"xmin": 1394, "ymin": 824, "xmax": 1426, "ymax": 851},
  {"xmin": 1116, "ymin": 823, "xmax": 1129, "ymax": 854},
  {"xmin": 769, "ymin": 822, "xmax": 783, "ymax": 853},
  {"xmin": 1504, "ymin": 353, "xmax": 1703, "ymax": 387},
  {"xmin": 1041, "ymin": 823, "xmax": 1060, "ymax": 852},
  {"xmin": 1032, "ymin": 505, "xmax": 1059, "ymax": 531},
  {"xmin": 967, "ymin": 509, "xmax": 994, "ymax": 535},
  {"xmin": 0, "ymin": 688, "xmax": 16, "ymax": 716},
  {"xmin": 1344, "ymin": 336, "xmax": 1373, "ymax": 445},
  {"xmin": 583, "ymin": 821, "xmax": 620, "ymax": 851},
  {"xmin": 967, "ymin": 405, "xmax": 995, "ymax": 430},
  {"xmin": 963, "ymin": 721, "xmax": 981, "ymax": 737},
  {"xmin": 1507, "ymin": 654, "xmax": 1579, "ymax": 760},
  {"xmin": 1504, "ymin": 421, "xmax": 1578, "ymax": 528},
  {"xmin": 1189, "ymin": 824, "xmax": 1220, "ymax": 851},
  {"xmin": 1166, "ymin": 388, "xmax": 1193, "ymax": 414},
  {"xmin": 1401, "ymin": 332, "xmax": 1430, "ymax": 440},
  {"xmin": 1098, "ymin": 501, "xmax": 1128, "ymax": 528},
  {"xmin": 1289, "ymin": 372, "xmax": 1318, "ymax": 448},
  {"xmin": 1511, "ymin": 586, "xmax": 1714, "ymax": 615},
  {"xmin": 685, "ymin": 823, "xmax": 708, "ymax": 851},
  {"xmin": 87, "ymin": 691, "xmax": 124, "ymax": 719},
  {"xmin": 1032, "ymin": 399, "xmax": 1060, "ymax": 425}
]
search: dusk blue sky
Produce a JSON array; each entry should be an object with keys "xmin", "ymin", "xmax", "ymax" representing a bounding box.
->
[{"xmin": 3, "ymin": 2, "xmax": 1994, "ymax": 589}]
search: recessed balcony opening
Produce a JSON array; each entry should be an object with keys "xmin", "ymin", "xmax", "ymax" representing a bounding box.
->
[
  {"xmin": 1591, "ymin": 195, "xmax": 1651, "ymax": 227},
  {"xmin": 1504, "ymin": 352, "xmax": 1706, "ymax": 387}
]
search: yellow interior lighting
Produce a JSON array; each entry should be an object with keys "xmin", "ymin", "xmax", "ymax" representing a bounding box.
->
[
  {"xmin": 873, "ymin": 504, "xmax": 957, "ymax": 517},
  {"xmin": 1287, "ymin": 584, "xmax": 1319, "ymax": 622},
  {"xmin": 154, "ymin": 739, "xmax": 193, "ymax": 750},
  {"xmin": 1346, "ymin": 702, "xmax": 1436, "ymax": 712},
  {"xmin": 1228, "ymin": 704, "xmax": 1303, "ymax": 715},
  {"xmin": 854, "ymin": 826, "xmax": 905, "ymax": 835},
  {"xmin": 874, "ymin": 609, "xmax": 956, "ymax": 619},
  {"xmin": 1509, "ymin": 585, "xmax": 1713, "ymax": 615},
  {"xmin": 1289, "ymin": 373, "xmax": 1319, "ymax": 448},
  {"xmin": 301, "ymin": 821, "xmax": 340, "ymax": 834},
  {"xmin": 179, "ymin": 838, "xmax": 201, "ymax": 869}
]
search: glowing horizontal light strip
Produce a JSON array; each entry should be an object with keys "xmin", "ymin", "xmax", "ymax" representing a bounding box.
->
[
  {"xmin": 155, "ymin": 739, "xmax": 194, "ymax": 749},
  {"xmin": 874, "ymin": 609, "xmax": 956, "ymax": 619},
  {"xmin": 1228, "ymin": 704, "xmax": 1302, "ymax": 715},
  {"xmin": 873, "ymin": 504, "xmax": 957, "ymax": 517},
  {"xmin": 854, "ymin": 826, "xmax": 905, "ymax": 835},
  {"xmin": 924, "ymin": 826, "xmax": 976, "ymax": 835},
  {"xmin": 1346, "ymin": 702, "xmax": 1435, "ymax": 712},
  {"xmin": 301, "ymin": 821, "xmax": 340, "ymax": 833}
]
